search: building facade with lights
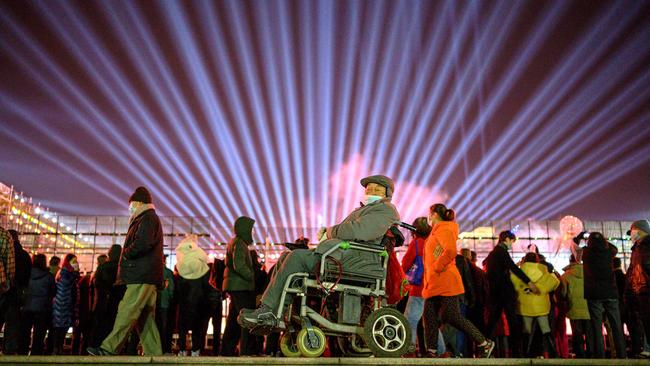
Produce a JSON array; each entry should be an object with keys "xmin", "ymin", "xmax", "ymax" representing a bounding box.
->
[{"xmin": 1, "ymin": 182, "xmax": 637, "ymax": 275}]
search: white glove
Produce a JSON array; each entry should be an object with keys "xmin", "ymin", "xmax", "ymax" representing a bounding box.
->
[{"xmin": 317, "ymin": 227, "xmax": 328, "ymax": 242}]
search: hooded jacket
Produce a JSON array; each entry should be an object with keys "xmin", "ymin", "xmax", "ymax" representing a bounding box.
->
[
  {"xmin": 422, "ymin": 221, "xmax": 464, "ymax": 298},
  {"xmin": 175, "ymin": 236, "xmax": 209, "ymax": 280},
  {"xmin": 25, "ymin": 267, "xmax": 56, "ymax": 313},
  {"xmin": 511, "ymin": 262, "xmax": 559, "ymax": 317},
  {"xmin": 626, "ymin": 234, "xmax": 650, "ymax": 296},
  {"xmin": 223, "ymin": 216, "xmax": 255, "ymax": 292},
  {"xmin": 560, "ymin": 263, "xmax": 590, "ymax": 320},
  {"xmin": 117, "ymin": 208, "xmax": 164, "ymax": 286}
]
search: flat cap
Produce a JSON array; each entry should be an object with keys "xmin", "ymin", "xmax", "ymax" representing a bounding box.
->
[{"xmin": 360, "ymin": 175, "xmax": 395, "ymax": 197}]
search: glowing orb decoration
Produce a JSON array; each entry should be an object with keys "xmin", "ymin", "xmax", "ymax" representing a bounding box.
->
[
  {"xmin": 560, "ymin": 215, "xmax": 584, "ymax": 238},
  {"xmin": 558, "ymin": 215, "xmax": 583, "ymax": 257}
]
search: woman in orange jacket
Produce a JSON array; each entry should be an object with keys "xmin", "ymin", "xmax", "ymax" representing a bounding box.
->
[{"xmin": 421, "ymin": 203, "xmax": 494, "ymax": 358}]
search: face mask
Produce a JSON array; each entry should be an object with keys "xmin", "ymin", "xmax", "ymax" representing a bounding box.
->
[
  {"xmin": 630, "ymin": 230, "xmax": 640, "ymax": 243},
  {"xmin": 71, "ymin": 262, "xmax": 79, "ymax": 271},
  {"xmin": 364, "ymin": 195, "xmax": 382, "ymax": 205},
  {"xmin": 128, "ymin": 202, "xmax": 138, "ymax": 215}
]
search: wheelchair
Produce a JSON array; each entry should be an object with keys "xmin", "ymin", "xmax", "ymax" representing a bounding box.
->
[{"xmin": 254, "ymin": 226, "xmax": 412, "ymax": 358}]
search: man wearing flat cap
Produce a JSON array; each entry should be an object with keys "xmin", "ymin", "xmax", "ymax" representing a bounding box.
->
[
  {"xmin": 238, "ymin": 175, "xmax": 400, "ymax": 328},
  {"xmin": 625, "ymin": 219, "xmax": 650, "ymax": 357}
]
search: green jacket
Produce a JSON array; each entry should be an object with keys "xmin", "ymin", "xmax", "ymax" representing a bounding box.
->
[
  {"xmin": 560, "ymin": 263, "xmax": 590, "ymax": 320},
  {"xmin": 158, "ymin": 267, "xmax": 174, "ymax": 309},
  {"xmin": 224, "ymin": 238, "xmax": 254, "ymax": 292}
]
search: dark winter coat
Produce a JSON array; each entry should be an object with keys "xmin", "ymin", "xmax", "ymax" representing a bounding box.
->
[
  {"xmin": 583, "ymin": 240, "xmax": 618, "ymax": 300},
  {"xmin": 177, "ymin": 272, "xmax": 212, "ymax": 330},
  {"xmin": 25, "ymin": 267, "xmax": 55, "ymax": 313},
  {"xmin": 626, "ymin": 235, "xmax": 650, "ymax": 296},
  {"xmin": 209, "ymin": 258, "xmax": 225, "ymax": 291},
  {"xmin": 484, "ymin": 243, "xmax": 531, "ymax": 299},
  {"xmin": 93, "ymin": 245, "xmax": 125, "ymax": 312},
  {"xmin": 14, "ymin": 242, "xmax": 32, "ymax": 289},
  {"xmin": 117, "ymin": 209, "xmax": 164, "ymax": 286},
  {"xmin": 469, "ymin": 262, "xmax": 489, "ymax": 308},
  {"xmin": 52, "ymin": 268, "xmax": 80, "ymax": 328},
  {"xmin": 456, "ymin": 255, "xmax": 476, "ymax": 307},
  {"xmin": 223, "ymin": 217, "xmax": 255, "ymax": 292}
]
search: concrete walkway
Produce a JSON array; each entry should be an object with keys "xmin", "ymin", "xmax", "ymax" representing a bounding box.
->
[{"xmin": 0, "ymin": 356, "xmax": 647, "ymax": 366}]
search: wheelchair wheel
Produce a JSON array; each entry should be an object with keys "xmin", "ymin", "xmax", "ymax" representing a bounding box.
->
[
  {"xmin": 296, "ymin": 326, "xmax": 326, "ymax": 357},
  {"xmin": 363, "ymin": 307, "xmax": 411, "ymax": 357},
  {"xmin": 279, "ymin": 331, "xmax": 301, "ymax": 357}
]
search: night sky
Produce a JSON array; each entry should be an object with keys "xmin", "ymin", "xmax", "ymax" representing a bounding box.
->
[{"xmin": 1, "ymin": 0, "xmax": 649, "ymax": 235}]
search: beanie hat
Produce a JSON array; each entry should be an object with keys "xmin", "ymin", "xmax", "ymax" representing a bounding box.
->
[
  {"xmin": 234, "ymin": 216, "xmax": 255, "ymax": 244},
  {"xmin": 627, "ymin": 219, "xmax": 650, "ymax": 236},
  {"xmin": 129, "ymin": 186, "xmax": 152, "ymax": 204},
  {"xmin": 360, "ymin": 175, "xmax": 395, "ymax": 197},
  {"xmin": 175, "ymin": 235, "xmax": 209, "ymax": 280}
]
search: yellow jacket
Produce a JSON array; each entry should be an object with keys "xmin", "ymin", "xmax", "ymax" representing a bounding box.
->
[{"xmin": 510, "ymin": 262, "xmax": 560, "ymax": 317}]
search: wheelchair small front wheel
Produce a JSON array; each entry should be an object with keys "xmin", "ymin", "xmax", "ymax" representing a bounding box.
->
[
  {"xmin": 279, "ymin": 331, "xmax": 301, "ymax": 357},
  {"xmin": 363, "ymin": 307, "xmax": 411, "ymax": 357},
  {"xmin": 296, "ymin": 326, "xmax": 326, "ymax": 357}
]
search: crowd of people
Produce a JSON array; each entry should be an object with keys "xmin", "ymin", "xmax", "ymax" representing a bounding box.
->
[{"xmin": 0, "ymin": 180, "xmax": 648, "ymax": 359}]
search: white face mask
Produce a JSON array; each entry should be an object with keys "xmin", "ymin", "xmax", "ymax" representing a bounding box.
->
[
  {"xmin": 128, "ymin": 202, "xmax": 138, "ymax": 215},
  {"xmin": 630, "ymin": 229, "xmax": 640, "ymax": 243},
  {"xmin": 71, "ymin": 262, "xmax": 79, "ymax": 271},
  {"xmin": 364, "ymin": 195, "xmax": 382, "ymax": 205}
]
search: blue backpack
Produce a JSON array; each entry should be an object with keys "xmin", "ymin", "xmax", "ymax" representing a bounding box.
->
[{"xmin": 406, "ymin": 239, "xmax": 424, "ymax": 286}]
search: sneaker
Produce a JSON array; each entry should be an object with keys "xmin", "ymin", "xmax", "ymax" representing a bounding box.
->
[
  {"xmin": 238, "ymin": 304, "xmax": 278, "ymax": 328},
  {"xmin": 190, "ymin": 349, "xmax": 200, "ymax": 357},
  {"xmin": 638, "ymin": 351, "xmax": 650, "ymax": 359},
  {"xmin": 479, "ymin": 340, "xmax": 495, "ymax": 358},
  {"xmin": 87, "ymin": 347, "xmax": 115, "ymax": 356}
]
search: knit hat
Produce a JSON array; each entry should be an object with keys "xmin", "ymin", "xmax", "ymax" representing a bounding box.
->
[
  {"xmin": 627, "ymin": 220, "xmax": 650, "ymax": 235},
  {"xmin": 234, "ymin": 216, "xmax": 255, "ymax": 244},
  {"xmin": 360, "ymin": 175, "xmax": 395, "ymax": 197},
  {"xmin": 129, "ymin": 186, "xmax": 153, "ymax": 204},
  {"xmin": 175, "ymin": 235, "xmax": 209, "ymax": 280}
]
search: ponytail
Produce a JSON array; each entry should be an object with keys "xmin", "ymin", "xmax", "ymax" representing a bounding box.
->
[{"xmin": 430, "ymin": 203, "xmax": 456, "ymax": 222}]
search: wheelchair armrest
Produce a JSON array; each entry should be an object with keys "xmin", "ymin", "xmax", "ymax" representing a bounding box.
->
[
  {"xmin": 348, "ymin": 242, "xmax": 384, "ymax": 253},
  {"xmin": 318, "ymin": 241, "xmax": 385, "ymax": 277}
]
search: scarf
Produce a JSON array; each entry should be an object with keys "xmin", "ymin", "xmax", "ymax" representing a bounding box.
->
[{"xmin": 129, "ymin": 203, "xmax": 156, "ymax": 225}]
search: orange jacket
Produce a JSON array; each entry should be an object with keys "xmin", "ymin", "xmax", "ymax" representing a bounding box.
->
[{"xmin": 422, "ymin": 221, "xmax": 464, "ymax": 298}]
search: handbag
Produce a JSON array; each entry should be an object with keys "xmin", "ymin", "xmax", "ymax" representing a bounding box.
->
[{"xmin": 405, "ymin": 239, "xmax": 424, "ymax": 286}]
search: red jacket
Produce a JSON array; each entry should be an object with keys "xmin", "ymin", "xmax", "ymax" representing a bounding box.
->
[{"xmin": 401, "ymin": 237, "xmax": 425, "ymax": 297}]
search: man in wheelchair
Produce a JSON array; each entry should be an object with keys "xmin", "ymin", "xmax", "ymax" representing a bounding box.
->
[{"xmin": 237, "ymin": 175, "xmax": 399, "ymax": 332}]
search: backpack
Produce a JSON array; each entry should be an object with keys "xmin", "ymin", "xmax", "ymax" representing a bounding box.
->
[{"xmin": 405, "ymin": 239, "xmax": 424, "ymax": 286}]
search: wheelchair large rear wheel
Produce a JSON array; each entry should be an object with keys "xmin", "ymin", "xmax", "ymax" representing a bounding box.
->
[
  {"xmin": 279, "ymin": 331, "xmax": 301, "ymax": 357},
  {"xmin": 296, "ymin": 326, "xmax": 327, "ymax": 357},
  {"xmin": 363, "ymin": 307, "xmax": 411, "ymax": 357}
]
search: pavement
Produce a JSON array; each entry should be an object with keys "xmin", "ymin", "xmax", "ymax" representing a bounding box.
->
[{"xmin": 0, "ymin": 356, "xmax": 648, "ymax": 366}]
